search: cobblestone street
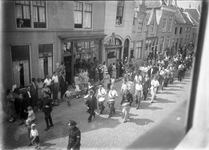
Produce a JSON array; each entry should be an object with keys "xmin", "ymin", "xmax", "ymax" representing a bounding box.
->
[{"xmin": 2, "ymin": 71, "xmax": 192, "ymax": 150}]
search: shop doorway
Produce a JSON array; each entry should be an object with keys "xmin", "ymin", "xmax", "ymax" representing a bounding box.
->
[
  {"xmin": 64, "ymin": 56, "xmax": 72, "ymax": 85},
  {"xmin": 11, "ymin": 45, "xmax": 30, "ymax": 87}
]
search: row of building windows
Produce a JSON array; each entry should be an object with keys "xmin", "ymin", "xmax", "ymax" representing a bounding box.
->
[
  {"xmin": 15, "ymin": 1, "xmax": 127, "ymax": 29},
  {"xmin": 175, "ymin": 27, "xmax": 191, "ymax": 35}
]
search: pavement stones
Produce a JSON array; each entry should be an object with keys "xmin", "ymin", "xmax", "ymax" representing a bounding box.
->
[{"xmin": 2, "ymin": 71, "xmax": 191, "ymax": 150}]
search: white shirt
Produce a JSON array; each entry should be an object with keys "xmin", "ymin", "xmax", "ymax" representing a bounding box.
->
[
  {"xmin": 44, "ymin": 78, "xmax": 52, "ymax": 86},
  {"xmin": 28, "ymin": 110, "xmax": 35, "ymax": 121},
  {"xmin": 30, "ymin": 129, "xmax": 39, "ymax": 137},
  {"xmin": 135, "ymin": 83, "xmax": 143, "ymax": 91},
  {"xmin": 108, "ymin": 90, "xmax": 118, "ymax": 101},
  {"xmin": 65, "ymin": 90, "xmax": 72, "ymax": 98},
  {"xmin": 97, "ymin": 87, "xmax": 106, "ymax": 97},
  {"xmin": 121, "ymin": 83, "xmax": 128, "ymax": 92},
  {"xmin": 52, "ymin": 75, "xmax": 59, "ymax": 83},
  {"xmin": 151, "ymin": 79, "xmax": 160, "ymax": 88},
  {"xmin": 134, "ymin": 75, "xmax": 142, "ymax": 83}
]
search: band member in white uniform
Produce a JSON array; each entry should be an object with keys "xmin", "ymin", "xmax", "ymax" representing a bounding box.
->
[{"xmin": 97, "ymin": 84, "xmax": 107, "ymax": 115}]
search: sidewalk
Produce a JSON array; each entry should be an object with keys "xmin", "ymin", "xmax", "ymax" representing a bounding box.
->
[{"xmin": 2, "ymin": 71, "xmax": 192, "ymax": 150}]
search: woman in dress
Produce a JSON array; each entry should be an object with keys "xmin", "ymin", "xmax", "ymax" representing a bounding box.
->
[
  {"xmin": 6, "ymin": 89, "xmax": 17, "ymax": 122},
  {"xmin": 36, "ymin": 78, "xmax": 44, "ymax": 111},
  {"xmin": 103, "ymin": 72, "xmax": 110, "ymax": 91},
  {"xmin": 112, "ymin": 63, "xmax": 117, "ymax": 79}
]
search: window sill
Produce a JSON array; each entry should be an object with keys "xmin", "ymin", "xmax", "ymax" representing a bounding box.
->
[
  {"xmin": 115, "ymin": 24, "xmax": 124, "ymax": 27},
  {"xmin": 15, "ymin": 27, "xmax": 48, "ymax": 30},
  {"xmin": 74, "ymin": 28, "xmax": 93, "ymax": 30}
]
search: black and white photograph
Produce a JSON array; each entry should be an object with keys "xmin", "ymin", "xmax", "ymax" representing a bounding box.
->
[{"xmin": 1, "ymin": 0, "xmax": 208, "ymax": 150}]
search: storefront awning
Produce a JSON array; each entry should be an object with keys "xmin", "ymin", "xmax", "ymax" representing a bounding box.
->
[{"xmin": 59, "ymin": 34, "xmax": 107, "ymax": 41}]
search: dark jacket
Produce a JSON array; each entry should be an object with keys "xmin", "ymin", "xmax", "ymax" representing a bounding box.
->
[
  {"xmin": 143, "ymin": 78, "xmax": 151, "ymax": 90},
  {"xmin": 59, "ymin": 75, "xmax": 66, "ymax": 88},
  {"xmin": 85, "ymin": 95, "xmax": 97, "ymax": 110},
  {"xmin": 148, "ymin": 67, "xmax": 158, "ymax": 77},
  {"xmin": 30, "ymin": 82, "xmax": 37, "ymax": 96},
  {"xmin": 120, "ymin": 92, "xmax": 133, "ymax": 105},
  {"xmin": 42, "ymin": 97, "xmax": 53, "ymax": 114},
  {"xmin": 67, "ymin": 126, "xmax": 81, "ymax": 150}
]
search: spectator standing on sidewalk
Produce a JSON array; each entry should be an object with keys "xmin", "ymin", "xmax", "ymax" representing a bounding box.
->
[
  {"xmin": 6, "ymin": 89, "xmax": 17, "ymax": 122},
  {"xmin": 67, "ymin": 120, "xmax": 81, "ymax": 150},
  {"xmin": 36, "ymin": 78, "xmax": 43, "ymax": 111},
  {"xmin": 30, "ymin": 78, "xmax": 37, "ymax": 108},
  {"xmin": 44, "ymin": 76, "xmax": 52, "ymax": 97},
  {"xmin": 59, "ymin": 71, "xmax": 67, "ymax": 99},
  {"xmin": 107, "ymin": 85, "xmax": 118, "ymax": 118},
  {"xmin": 120, "ymin": 89, "xmax": 133, "ymax": 123},
  {"xmin": 51, "ymin": 71, "xmax": 59, "ymax": 101}
]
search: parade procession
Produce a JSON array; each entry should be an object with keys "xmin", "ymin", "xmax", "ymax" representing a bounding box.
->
[{"xmin": 1, "ymin": 0, "xmax": 200, "ymax": 150}]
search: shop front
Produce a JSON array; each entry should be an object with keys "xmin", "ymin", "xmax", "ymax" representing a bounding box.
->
[
  {"xmin": 60, "ymin": 35, "xmax": 105, "ymax": 85},
  {"xmin": 104, "ymin": 34, "xmax": 122, "ymax": 68},
  {"xmin": 145, "ymin": 37, "xmax": 159, "ymax": 60}
]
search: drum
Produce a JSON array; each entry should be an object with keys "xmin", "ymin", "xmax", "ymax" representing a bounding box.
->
[{"xmin": 98, "ymin": 97, "xmax": 105, "ymax": 102}]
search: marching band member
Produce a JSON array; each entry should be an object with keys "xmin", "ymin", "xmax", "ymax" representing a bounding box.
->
[
  {"xmin": 107, "ymin": 85, "xmax": 118, "ymax": 118},
  {"xmin": 97, "ymin": 84, "xmax": 107, "ymax": 115},
  {"xmin": 150, "ymin": 75, "xmax": 160, "ymax": 103}
]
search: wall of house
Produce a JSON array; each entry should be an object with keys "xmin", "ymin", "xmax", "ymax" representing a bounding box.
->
[
  {"xmin": 103, "ymin": 1, "xmax": 134, "ymax": 62},
  {"xmin": 2, "ymin": 1, "xmax": 106, "ymax": 91}
]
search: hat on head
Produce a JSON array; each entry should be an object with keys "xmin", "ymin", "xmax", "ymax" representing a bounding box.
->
[
  {"xmin": 89, "ymin": 90, "xmax": 94, "ymax": 95},
  {"xmin": 31, "ymin": 123, "xmax": 36, "ymax": 127},
  {"xmin": 68, "ymin": 120, "xmax": 77, "ymax": 126}
]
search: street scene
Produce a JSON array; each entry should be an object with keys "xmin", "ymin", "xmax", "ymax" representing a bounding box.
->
[
  {"xmin": 1, "ymin": 0, "xmax": 201, "ymax": 150},
  {"xmin": 2, "ymin": 71, "xmax": 191, "ymax": 150}
]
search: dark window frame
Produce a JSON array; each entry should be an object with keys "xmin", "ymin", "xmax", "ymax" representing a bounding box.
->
[{"xmin": 33, "ymin": 1, "xmax": 47, "ymax": 28}]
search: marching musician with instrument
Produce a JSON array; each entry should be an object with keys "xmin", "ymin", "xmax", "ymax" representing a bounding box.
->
[{"xmin": 97, "ymin": 84, "xmax": 107, "ymax": 115}]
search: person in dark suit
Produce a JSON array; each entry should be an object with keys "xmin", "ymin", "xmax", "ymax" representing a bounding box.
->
[
  {"xmin": 143, "ymin": 74, "xmax": 151, "ymax": 101},
  {"xmin": 42, "ymin": 96, "xmax": 54, "ymax": 131},
  {"xmin": 30, "ymin": 78, "xmax": 37, "ymax": 108},
  {"xmin": 148, "ymin": 65, "xmax": 158, "ymax": 78},
  {"xmin": 59, "ymin": 71, "xmax": 67, "ymax": 99},
  {"xmin": 67, "ymin": 120, "xmax": 81, "ymax": 150},
  {"xmin": 85, "ymin": 90, "xmax": 97, "ymax": 123},
  {"xmin": 19, "ymin": 92, "xmax": 29, "ymax": 125}
]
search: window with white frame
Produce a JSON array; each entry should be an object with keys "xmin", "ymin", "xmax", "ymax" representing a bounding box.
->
[
  {"xmin": 33, "ymin": 1, "xmax": 46, "ymax": 28},
  {"xmin": 167, "ymin": 17, "xmax": 172, "ymax": 32},
  {"xmin": 84, "ymin": 3, "xmax": 92, "ymax": 28},
  {"xmin": 135, "ymin": 41, "xmax": 143, "ymax": 59},
  {"xmin": 179, "ymin": 27, "xmax": 182, "ymax": 34},
  {"xmin": 143, "ymin": 13, "xmax": 150, "ymax": 32},
  {"xmin": 74, "ymin": 2, "xmax": 92, "ymax": 29},
  {"xmin": 15, "ymin": 0, "xmax": 47, "ymax": 28},
  {"xmin": 162, "ymin": 17, "xmax": 167, "ymax": 32},
  {"xmin": 138, "ymin": 18, "xmax": 144, "ymax": 32},
  {"xmin": 150, "ymin": 20, "xmax": 155, "ymax": 33},
  {"xmin": 175, "ymin": 27, "xmax": 178, "ymax": 35},
  {"xmin": 165, "ymin": 36, "xmax": 170, "ymax": 48},
  {"xmin": 116, "ymin": 1, "xmax": 124, "ymax": 25},
  {"xmin": 160, "ymin": 36, "xmax": 165, "ymax": 52},
  {"xmin": 15, "ymin": 1, "xmax": 31, "ymax": 28}
]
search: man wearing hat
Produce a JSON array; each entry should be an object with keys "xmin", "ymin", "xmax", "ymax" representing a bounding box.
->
[
  {"xmin": 67, "ymin": 120, "xmax": 81, "ymax": 150},
  {"xmin": 85, "ymin": 90, "xmax": 97, "ymax": 123}
]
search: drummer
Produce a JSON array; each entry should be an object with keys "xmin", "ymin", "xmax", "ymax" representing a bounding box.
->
[{"xmin": 97, "ymin": 84, "xmax": 107, "ymax": 115}]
